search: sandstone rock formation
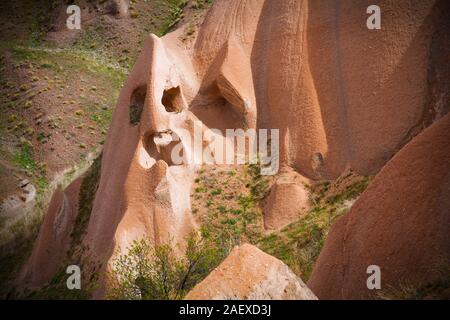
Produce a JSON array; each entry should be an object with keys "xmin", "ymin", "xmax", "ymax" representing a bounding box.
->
[
  {"xmin": 185, "ymin": 244, "xmax": 317, "ymax": 300},
  {"xmin": 20, "ymin": 178, "xmax": 82, "ymax": 288},
  {"xmin": 308, "ymin": 113, "xmax": 450, "ymax": 299},
  {"xmin": 19, "ymin": 0, "xmax": 450, "ymax": 299},
  {"xmin": 263, "ymin": 168, "xmax": 310, "ymax": 231}
]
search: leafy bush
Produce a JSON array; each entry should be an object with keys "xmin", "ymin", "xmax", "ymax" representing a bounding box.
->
[
  {"xmin": 129, "ymin": 103, "xmax": 142, "ymax": 126},
  {"xmin": 108, "ymin": 233, "xmax": 224, "ymax": 300},
  {"xmin": 247, "ymin": 163, "xmax": 270, "ymax": 201}
]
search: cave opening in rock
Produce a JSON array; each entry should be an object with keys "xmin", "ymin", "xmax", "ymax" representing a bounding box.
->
[
  {"xmin": 189, "ymin": 90, "xmax": 246, "ymax": 132},
  {"xmin": 129, "ymin": 85, "xmax": 146, "ymax": 126},
  {"xmin": 141, "ymin": 131, "xmax": 185, "ymax": 168},
  {"xmin": 162, "ymin": 86, "xmax": 184, "ymax": 113}
]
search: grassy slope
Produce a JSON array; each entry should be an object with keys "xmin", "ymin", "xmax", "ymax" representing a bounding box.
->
[
  {"xmin": 258, "ymin": 175, "xmax": 371, "ymax": 280},
  {"xmin": 192, "ymin": 164, "xmax": 372, "ymax": 282},
  {"xmin": 0, "ymin": 1, "xmax": 213, "ymax": 200}
]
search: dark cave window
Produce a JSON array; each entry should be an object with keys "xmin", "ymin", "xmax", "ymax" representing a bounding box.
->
[
  {"xmin": 161, "ymin": 86, "xmax": 183, "ymax": 113},
  {"xmin": 129, "ymin": 85, "xmax": 146, "ymax": 126}
]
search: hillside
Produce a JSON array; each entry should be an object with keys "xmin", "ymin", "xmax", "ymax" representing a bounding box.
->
[{"xmin": 0, "ymin": 0, "xmax": 212, "ymax": 298}]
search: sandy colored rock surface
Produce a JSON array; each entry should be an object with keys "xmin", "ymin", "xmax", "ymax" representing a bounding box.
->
[
  {"xmin": 185, "ymin": 244, "xmax": 317, "ymax": 300},
  {"xmin": 19, "ymin": 0, "xmax": 450, "ymax": 299},
  {"xmin": 308, "ymin": 113, "xmax": 450, "ymax": 299},
  {"xmin": 263, "ymin": 168, "xmax": 310, "ymax": 231}
]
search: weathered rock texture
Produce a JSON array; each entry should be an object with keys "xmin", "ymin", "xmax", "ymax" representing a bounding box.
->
[
  {"xmin": 185, "ymin": 244, "xmax": 317, "ymax": 300},
  {"xmin": 21, "ymin": 178, "xmax": 82, "ymax": 288},
  {"xmin": 19, "ymin": 0, "xmax": 450, "ymax": 298},
  {"xmin": 263, "ymin": 168, "xmax": 310, "ymax": 230},
  {"xmin": 308, "ymin": 113, "xmax": 450, "ymax": 299}
]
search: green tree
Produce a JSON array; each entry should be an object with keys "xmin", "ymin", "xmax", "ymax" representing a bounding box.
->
[{"xmin": 108, "ymin": 232, "xmax": 224, "ymax": 300}]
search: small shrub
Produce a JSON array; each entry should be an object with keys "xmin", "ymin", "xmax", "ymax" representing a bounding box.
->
[
  {"xmin": 217, "ymin": 205, "xmax": 227, "ymax": 213},
  {"xmin": 129, "ymin": 104, "xmax": 142, "ymax": 125},
  {"xmin": 195, "ymin": 186, "xmax": 207, "ymax": 193},
  {"xmin": 24, "ymin": 100, "xmax": 33, "ymax": 109},
  {"xmin": 36, "ymin": 132, "xmax": 46, "ymax": 142},
  {"xmin": 108, "ymin": 232, "xmax": 224, "ymax": 300},
  {"xmin": 227, "ymin": 170, "xmax": 236, "ymax": 177}
]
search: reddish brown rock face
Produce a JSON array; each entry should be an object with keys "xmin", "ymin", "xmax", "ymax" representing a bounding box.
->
[{"xmin": 308, "ymin": 113, "xmax": 450, "ymax": 299}]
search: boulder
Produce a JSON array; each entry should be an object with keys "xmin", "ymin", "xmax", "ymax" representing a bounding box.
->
[
  {"xmin": 185, "ymin": 244, "xmax": 317, "ymax": 300},
  {"xmin": 263, "ymin": 169, "xmax": 310, "ymax": 231}
]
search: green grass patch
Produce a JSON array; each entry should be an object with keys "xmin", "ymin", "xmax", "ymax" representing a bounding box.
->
[
  {"xmin": 90, "ymin": 105, "xmax": 113, "ymax": 133},
  {"xmin": 191, "ymin": 0, "xmax": 214, "ymax": 9},
  {"xmin": 9, "ymin": 46, "xmax": 126, "ymax": 88},
  {"xmin": 156, "ymin": 0, "xmax": 188, "ymax": 37},
  {"xmin": 25, "ymin": 267, "xmax": 90, "ymax": 300},
  {"xmin": 193, "ymin": 163, "xmax": 271, "ymax": 259},
  {"xmin": 13, "ymin": 144, "xmax": 36, "ymax": 172}
]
